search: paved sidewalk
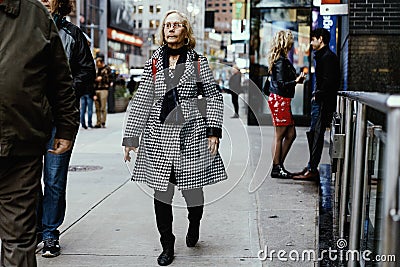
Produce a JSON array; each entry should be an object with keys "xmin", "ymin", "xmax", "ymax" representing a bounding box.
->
[{"xmin": 30, "ymin": 94, "xmax": 325, "ymax": 266}]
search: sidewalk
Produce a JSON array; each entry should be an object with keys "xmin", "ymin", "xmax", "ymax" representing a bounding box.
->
[{"xmin": 32, "ymin": 94, "xmax": 326, "ymax": 266}]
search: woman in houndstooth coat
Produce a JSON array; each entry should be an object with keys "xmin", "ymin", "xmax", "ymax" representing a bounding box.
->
[{"xmin": 122, "ymin": 10, "xmax": 227, "ymax": 266}]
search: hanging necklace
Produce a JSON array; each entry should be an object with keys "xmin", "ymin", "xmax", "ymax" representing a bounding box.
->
[{"xmin": 169, "ymin": 55, "xmax": 179, "ymax": 69}]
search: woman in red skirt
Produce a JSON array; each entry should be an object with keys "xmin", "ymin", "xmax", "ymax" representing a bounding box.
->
[{"xmin": 267, "ymin": 30, "xmax": 306, "ymax": 178}]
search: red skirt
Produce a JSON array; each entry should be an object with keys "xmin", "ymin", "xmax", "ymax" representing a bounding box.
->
[{"xmin": 268, "ymin": 93, "xmax": 294, "ymax": 126}]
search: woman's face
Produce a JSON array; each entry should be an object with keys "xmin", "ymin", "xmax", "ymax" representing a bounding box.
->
[
  {"xmin": 40, "ymin": 0, "xmax": 52, "ymax": 12},
  {"xmin": 163, "ymin": 13, "xmax": 187, "ymax": 48}
]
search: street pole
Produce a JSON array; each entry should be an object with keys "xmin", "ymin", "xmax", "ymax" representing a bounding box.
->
[{"xmin": 76, "ymin": 0, "xmax": 80, "ymax": 28}]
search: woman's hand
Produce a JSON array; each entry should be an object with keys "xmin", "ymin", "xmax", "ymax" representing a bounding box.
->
[
  {"xmin": 208, "ymin": 136, "xmax": 219, "ymax": 155},
  {"xmin": 295, "ymin": 72, "xmax": 306, "ymax": 84},
  {"xmin": 124, "ymin": 146, "xmax": 138, "ymax": 162}
]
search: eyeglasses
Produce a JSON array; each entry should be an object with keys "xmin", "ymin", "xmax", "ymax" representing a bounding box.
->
[{"xmin": 163, "ymin": 22, "xmax": 185, "ymax": 29}]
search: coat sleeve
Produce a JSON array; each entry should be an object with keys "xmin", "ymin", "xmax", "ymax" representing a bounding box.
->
[
  {"xmin": 199, "ymin": 55, "xmax": 223, "ymax": 138},
  {"xmin": 46, "ymin": 20, "xmax": 79, "ymax": 141},
  {"xmin": 122, "ymin": 59, "xmax": 154, "ymax": 147}
]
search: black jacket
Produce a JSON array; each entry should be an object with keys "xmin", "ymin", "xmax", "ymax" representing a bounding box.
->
[
  {"xmin": 56, "ymin": 17, "xmax": 96, "ymax": 98},
  {"xmin": 0, "ymin": 0, "xmax": 79, "ymax": 156},
  {"xmin": 313, "ymin": 46, "xmax": 340, "ymax": 113},
  {"xmin": 269, "ymin": 56, "xmax": 297, "ymax": 98}
]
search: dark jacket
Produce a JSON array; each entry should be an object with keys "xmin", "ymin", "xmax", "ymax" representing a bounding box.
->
[
  {"xmin": 55, "ymin": 17, "xmax": 96, "ymax": 98},
  {"xmin": 313, "ymin": 46, "xmax": 340, "ymax": 114},
  {"xmin": 269, "ymin": 56, "xmax": 297, "ymax": 98},
  {"xmin": 95, "ymin": 66, "xmax": 112, "ymax": 90},
  {"xmin": 0, "ymin": 0, "xmax": 79, "ymax": 156}
]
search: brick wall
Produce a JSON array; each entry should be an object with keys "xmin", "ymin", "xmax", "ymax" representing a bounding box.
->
[
  {"xmin": 349, "ymin": 0, "xmax": 400, "ymax": 35},
  {"xmin": 347, "ymin": 35, "xmax": 400, "ymax": 93},
  {"xmin": 345, "ymin": 0, "xmax": 400, "ymax": 93}
]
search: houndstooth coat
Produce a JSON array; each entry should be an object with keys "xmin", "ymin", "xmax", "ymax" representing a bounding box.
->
[{"xmin": 122, "ymin": 46, "xmax": 227, "ymax": 191}]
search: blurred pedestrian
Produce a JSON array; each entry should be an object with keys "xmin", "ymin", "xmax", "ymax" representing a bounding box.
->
[
  {"xmin": 228, "ymin": 65, "xmax": 242, "ymax": 118},
  {"xmin": 292, "ymin": 28, "xmax": 340, "ymax": 180},
  {"xmin": 80, "ymin": 34, "xmax": 97, "ymax": 129},
  {"xmin": 127, "ymin": 75, "xmax": 137, "ymax": 95},
  {"xmin": 38, "ymin": 0, "xmax": 96, "ymax": 258},
  {"xmin": 123, "ymin": 10, "xmax": 227, "ymax": 266},
  {"xmin": 94, "ymin": 58, "xmax": 112, "ymax": 127},
  {"xmin": 0, "ymin": 0, "xmax": 79, "ymax": 265},
  {"xmin": 267, "ymin": 30, "xmax": 306, "ymax": 179}
]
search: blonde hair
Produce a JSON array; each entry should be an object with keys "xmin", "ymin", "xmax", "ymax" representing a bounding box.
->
[
  {"xmin": 155, "ymin": 10, "xmax": 196, "ymax": 49},
  {"xmin": 267, "ymin": 30, "xmax": 294, "ymax": 73}
]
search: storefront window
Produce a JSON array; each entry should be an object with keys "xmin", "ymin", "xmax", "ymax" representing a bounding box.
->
[{"xmin": 249, "ymin": 5, "xmax": 312, "ymax": 125}]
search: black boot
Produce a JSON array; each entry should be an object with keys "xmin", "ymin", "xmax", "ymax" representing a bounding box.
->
[
  {"xmin": 157, "ymin": 238, "xmax": 175, "ymax": 266},
  {"xmin": 186, "ymin": 205, "xmax": 203, "ymax": 247},
  {"xmin": 186, "ymin": 221, "xmax": 200, "ymax": 247},
  {"xmin": 271, "ymin": 164, "xmax": 292, "ymax": 179},
  {"xmin": 154, "ymin": 198, "xmax": 175, "ymax": 266}
]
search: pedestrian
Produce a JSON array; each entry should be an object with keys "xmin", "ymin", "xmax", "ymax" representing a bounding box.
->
[
  {"xmin": 94, "ymin": 57, "xmax": 112, "ymax": 128},
  {"xmin": 267, "ymin": 30, "xmax": 306, "ymax": 179},
  {"xmin": 126, "ymin": 75, "xmax": 137, "ymax": 95},
  {"xmin": 228, "ymin": 65, "xmax": 242, "ymax": 118},
  {"xmin": 80, "ymin": 34, "xmax": 97, "ymax": 129},
  {"xmin": 37, "ymin": 0, "xmax": 96, "ymax": 258},
  {"xmin": 80, "ymin": 85, "xmax": 96, "ymax": 129},
  {"xmin": 292, "ymin": 28, "xmax": 340, "ymax": 180},
  {"xmin": 122, "ymin": 10, "xmax": 227, "ymax": 266},
  {"xmin": 0, "ymin": 0, "xmax": 79, "ymax": 265}
]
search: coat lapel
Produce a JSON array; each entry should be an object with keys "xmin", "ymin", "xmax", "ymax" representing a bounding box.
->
[{"xmin": 178, "ymin": 51, "xmax": 194, "ymax": 87}]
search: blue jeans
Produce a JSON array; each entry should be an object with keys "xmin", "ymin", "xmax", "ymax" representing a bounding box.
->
[
  {"xmin": 80, "ymin": 94, "xmax": 93, "ymax": 127},
  {"xmin": 307, "ymin": 99, "xmax": 327, "ymax": 172},
  {"xmin": 40, "ymin": 127, "xmax": 73, "ymax": 240}
]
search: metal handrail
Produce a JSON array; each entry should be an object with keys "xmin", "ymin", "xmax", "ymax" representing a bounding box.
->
[
  {"xmin": 338, "ymin": 91, "xmax": 400, "ymax": 112},
  {"xmin": 335, "ymin": 91, "xmax": 400, "ymax": 266}
]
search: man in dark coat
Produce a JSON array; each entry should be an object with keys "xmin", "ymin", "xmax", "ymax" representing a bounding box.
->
[
  {"xmin": 38, "ymin": 0, "xmax": 96, "ymax": 258},
  {"xmin": 0, "ymin": 0, "xmax": 79, "ymax": 265},
  {"xmin": 293, "ymin": 28, "xmax": 340, "ymax": 180}
]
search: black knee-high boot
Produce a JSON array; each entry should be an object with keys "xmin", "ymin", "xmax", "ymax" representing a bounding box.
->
[
  {"xmin": 186, "ymin": 205, "xmax": 203, "ymax": 247},
  {"xmin": 154, "ymin": 198, "xmax": 174, "ymax": 266},
  {"xmin": 183, "ymin": 188, "xmax": 204, "ymax": 247}
]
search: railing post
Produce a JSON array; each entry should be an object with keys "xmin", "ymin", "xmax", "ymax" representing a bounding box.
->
[
  {"xmin": 348, "ymin": 102, "xmax": 367, "ymax": 267},
  {"xmin": 339, "ymin": 98, "xmax": 353, "ymax": 242},
  {"xmin": 380, "ymin": 96, "xmax": 400, "ymax": 266}
]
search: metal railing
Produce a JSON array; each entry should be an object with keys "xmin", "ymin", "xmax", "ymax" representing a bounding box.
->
[{"xmin": 330, "ymin": 91, "xmax": 400, "ymax": 266}]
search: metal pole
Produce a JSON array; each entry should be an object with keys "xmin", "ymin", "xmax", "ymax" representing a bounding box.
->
[
  {"xmin": 90, "ymin": 23, "xmax": 94, "ymax": 55},
  {"xmin": 339, "ymin": 98, "xmax": 353, "ymax": 240},
  {"xmin": 76, "ymin": 0, "xmax": 80, "ymax": 28},
  {"xmin": 348, "ymin": 102, "xmax": 367, "ymax": 267},
  {"xmin": 335, "ymin": 96, "xmax": 346, "ymax": 204},
  {"xmin": 380, "ymin": 103, "xmax": 400, "ymax": 266}
]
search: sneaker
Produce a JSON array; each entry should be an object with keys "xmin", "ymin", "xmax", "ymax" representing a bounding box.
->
[
  {"xmin": 271, "ymin": 164, "xmax": 292, "ymax": 179},
  {"xmin": 42, "ymin": 238, "xmax": 60, "ymax": 258}
]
